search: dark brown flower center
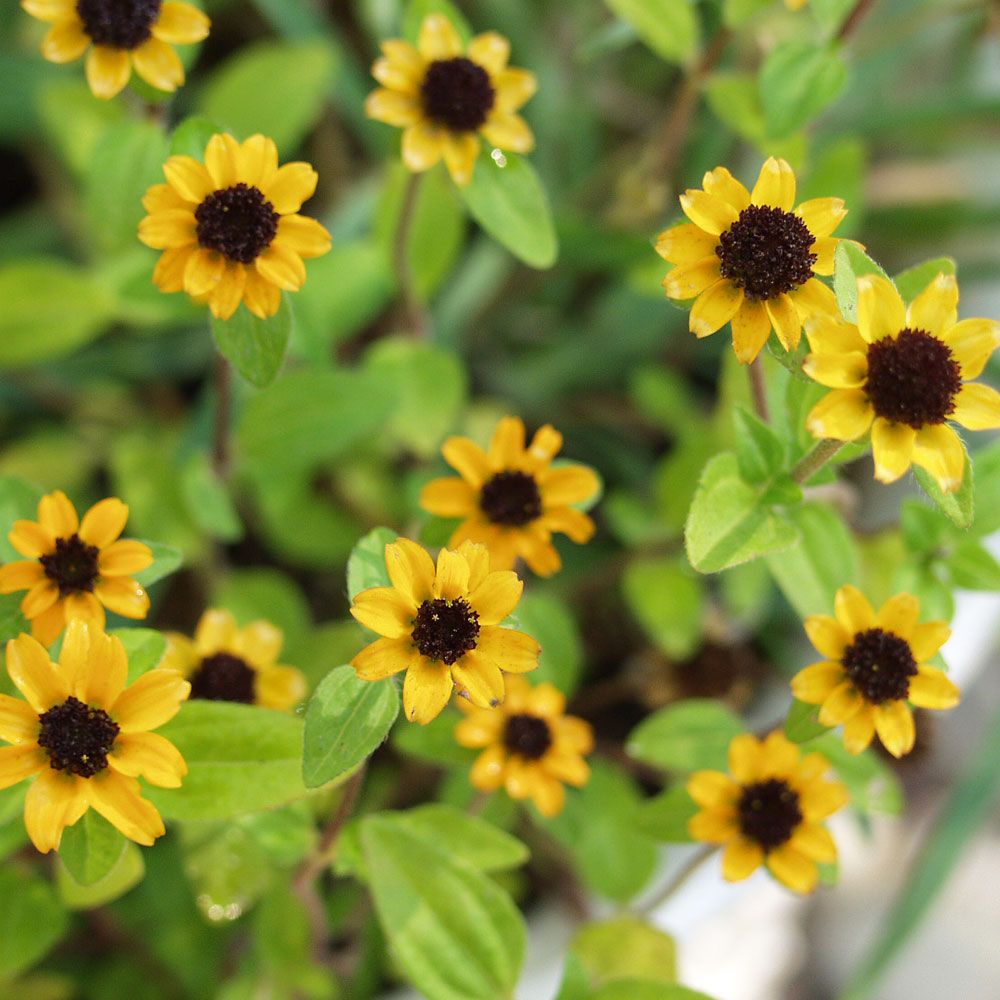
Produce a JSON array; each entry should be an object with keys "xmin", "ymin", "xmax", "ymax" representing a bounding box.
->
[
  {"xmin": 75, "ymin": 0, "xmax": 161, "ymax": 49},
  {"xmin": 865, "ymin": 329, "xmax": 961, "ymax": 428},
  {"xmin": 38, "ymin": 696, "xmax": 119, "ymax": 778},
  {"xmin": 503, "ymin": 713, "xmax": 552, "ymax": 760},
  {"xmin": 716, "ymin": 205, "xmax": 817, "ymax": 301},
  {"xmin": 479, "ymin": 471, "xmax": 542, "ymax": 527},
  {"xmin": 421, "ymin": 57, "xmax": 495, "ymax": 132},
  {"xmin": 842, "ymin": 627, "xmax": 917, "ymax": 704},
  {"xmin": 195, "ymin": 183, "xmax": 279, "ymax": 264},
  {"xmin": 39, "ymin": 534, "xmax": 100, "ymax": 595},
  {"xmin": 189, "ymin": 653, "xmax": 256, "ymax": 704},
  {"xmin": 738, "ymin": 778, "xmax": 802, "ymax": 851},
  {"xmin": 411, "ymin": 598, "xmax": 479, "ymax": 665}
]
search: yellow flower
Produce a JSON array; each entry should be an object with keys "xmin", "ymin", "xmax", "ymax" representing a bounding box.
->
[
  {"xmin": 0, "ymin": 621, "xmax": 189, "ymax": 853},
  {"xmin": 160, "ymin": 609, "xmax": 307, "ymax": 711},
  {"xmin": 785, "ymin": 0, "xmax": 808, "ymax": 9},
  {"xmin": 138, "ymin": 133, "xmax": 332, "ymax": 321},
  {"xmin": 657, "ymin": 158, "xmax": 847, "ymax": 364},
  {"xmin": 455, "ymin": 675, "xmax": 592, "ymax": 817},
  {"xmin": 365, "ymin": 14, "xmax": 537, "ymax": 186},
  {"xmin": 804, "ymin": 273, "xmax": 1000, "ymax": 492},
  {"xmin": 21, "ymin": 0, "xmax": 209, "ymax": 100},
  {"xmin": 791, "ymin": 585, "xmax": 959, "ymax": 758},
  {"xmin": 420, "ymin": 416, "xmax": 600, "ymax": 577},
  {"xmin": 688, "ymin": 730, "xmax": 848, "ymax": 894},
  {"xmin": 350, "ymin": 539, "xmax": 539, "ymax": 724},
  {"xmin": 0, "ymin": 490, "xmax": 153, "ymax": 647}
]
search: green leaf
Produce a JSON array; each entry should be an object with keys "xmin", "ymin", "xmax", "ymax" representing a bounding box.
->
[
  {"xmin": 636, "ymin": 784, "xmax": 698, "ymax": 843},
  {"xmin": 111, "ymin": 628, "xmax": 167, "ymax": 683},
  {"xmin": 733, "ymin": 407, "xmax": 786, "ymax": 485},
  {"xmin": 948, "ymin": 539, "xmax": 1000, "ymax": 589},
  {"xmin": 0, "ymin": 593, "xmax": 29, "ymax": 647},
  {"xmin": 573, "ymin": 916, "xmax": 676, "ymax": 987},
  {"xmin": 0, "ymin": 868, "xmax": 69, "ymax": 978},
  {"xmin": 893, "ymin": 257, "xmax": 956, "ymax": 303},
  {"xmin": 804, "ymin": 735, "xmax": 902, "ymax": 819},
  {"xmin": 784, "ymin": 697, "xmax": 830, "ymax": 743},
  {"xmin": 0, "ymin": 259, "xmax": 114, "ymax": 368},
  {"xmin": 361, "ymin": 813, "xmax": 526, "ymax": 1000},
  {"xmin": 555, "ymin": 955, "xmax": 592, "ymax": 1000},
  {"xmin": 0, "ymin": 476, "xmax": 44, "ymax": 563},
  {"xmin": 213, "ymin": 567, "xmax": 311, "ymax": 639},
  {"xmin": 56, "ymin": 842, "xmax": 144, "ymax": 910},
  {"xmin": 180, "ymin": 453, "xmax": 243, "ymax": 543},
  {"xmin": 170, "ymin": 115, "xmax": 224, "ymax": 158},
  {"xmin": 833, "ymin": 242, "xmax": 890, "ymax": 323},
  {"xmin": 402, "ymin": 0, "xmax": 473, "ymax": 43},
  {"xmin": 58, "ymin": 810, "xmax": 128, "ymax": 887},
  {"xmin": 967, "ymin": 437, "xmax": 1000, "ymax": 535},
  {"xmin": 392, "ymin": 706, "xmax": 474, "ymax": 767},
  {"xmin": 458, "ymin": 151, "xmax": 558, "ymax": 269},
  {"xmin": 705, "ymin": 73, "xmax": 765, "ymax": 141},
  {"xmin": 514, "ymin": 592, "xmax": 584, "ymax": 694},
  {"xmin": 303, "ymin": 665, "xmax": 399, "ymax": 788},
  {"xmin": 723, "ymin": 0, "xmax": 773, "ymax": 26},
  {"xmin": 603, "ymin": 0, "xmax": 698, "ymax": 64},
  {"xmin": 148, "ymin": 701, "xmax": 312, "ymax": 820},
  {"xmin": 759, "ymin": 41, "xmax": 848, "ymax": 138},
  {"xmin": 198, "ymin": 40, "xmax": 336, "ymax": 154},
  {"xmin": 133, "ymin": 541, "xmax": 184, "ymax": 588},
  {"xmin": 211, "ymin": 297, "xmax": 293, "ymax": 389},
  {"xmin": 628, "ymin": 700, "xmax": 743, "ymax": 772},
  {"xmin": 622, "ymin": 557, "xmax": 704, "ymax": 660},
  {"xmin": 347, "ymin": 526, "xmax": 398, "ymax": 600},
  {"xmin": 685, "ymin": 452, "xmax": 800, "ymax": 573},
  {"xmin": 914, "ymin": 452, "xmax": 974, "ymax": 529}
]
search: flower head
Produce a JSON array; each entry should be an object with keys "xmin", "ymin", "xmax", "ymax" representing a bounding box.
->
[
  {"xmin": 0, "ymin": 620, "xmax": 189, "ymax": 852},
  {"xmin": 0, "ymin": 491, "xmax": 152, "ymax": 647},
  {"xmin": 350, "ymin": 539, "xmax": 539, "ymax": 724},
  {"xmin": 161, "ymin": 609, "xmax": 307, "ymax": 711},
  {"xmin": 138, "ymin": 133, "xmax": 332, "ymax": 321},
  {"xmin": 804, "ymin": 273, "xmax": 1000, "ymax": 492},
  {"xmin": 420, "ymin": 416, "xmax": 600, "ymax": 577},
  {"xmin": 21, "ymin": 0, "xmax": 209, "ymax": 100},
  {"xmin": 365, "ymin": 14, "xmax": 537, "ymax": 186},
  {"xmin": 455, "ymin": 676, "xmax": 592, "ymax": 816},
  {"xmin": 657, "ymin": 158, "xmax": 847, "ymax": 364},
  {"xmin": 791, "ymin": 585, "xmax": 958, "ymax": 758},
  {"xmin": 688, "ymin": 730, "xmax": 848, "ymax": 894}
]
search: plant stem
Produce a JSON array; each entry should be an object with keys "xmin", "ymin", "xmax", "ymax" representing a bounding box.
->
[
  {"xmin": 393, "ymin": 171, "xmax": 428, "ymax": 337},
  {"xmin": 748, "ymin": 357, "xmax": 771, "ymax": 423},
  {"xmin": 635, "ymin": 844, "xmax": 717, "ymax": 917},
  {"xmin": 790, "ymin": 438, "xmax": 845, "ymax": 484},
  {"xmin": 212, "ymin": 352, "xmax": 232, "ymax": 481},
  {"xmin": 838, "ymin": 0, "xmax": 878, "ymax": 41}
]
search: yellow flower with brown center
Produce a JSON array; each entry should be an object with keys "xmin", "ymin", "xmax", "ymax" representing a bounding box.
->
[
  {"xmin": 160, "ymin": 609, "xmax": 307, "ymax": 711},
  {"xmin": 657, "ymin": 158, "xmax": 847, "ymax": 364},
  {"xmin": 350, "ymin": 539, "xmax": 539, "ymax": 724},
  {"xmin": 0, "ymin": 620, "xmax": 189, "ymax": 853},
  {"xmin": 791, "ymin": 585, "xmax": 958, "ymax": 758},
  {"xmin": 365, "ymin": 14, "xmax": 537, "ymax": 186},
  {"xmin": 688, "ymin": 731, "xmax": 848, "ymax": 894},
  {"xmin": 804, "ymin": 273, "xmax": 1000, "ymax": 493},
  {"xmin": 21, "ymin": 0, "xmax": 209, "ymax": 100},
  {"xmin": 0, "ymin": 490, "xmax": 152, "ymax": 647},
  {"xmin": 420, "ymin": 416, "xmax": 600, "ymax": 577},
  {"xmin": 455, "ymin": 675, "xmax": 593, "ymax": 817},
  {"xmin": 138, "ymin": 133, "xmax": 332, "ymax": 321}
]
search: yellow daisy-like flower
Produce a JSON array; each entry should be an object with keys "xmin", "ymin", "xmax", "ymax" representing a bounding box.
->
[
  {"xmin": 454, "ymin": 675, "xmax": 593, "ymax": 817},
  {"xmin": 688, "ymin": 730, "xmax": 848, "ymax": 894},
  {"xmin": 804, "ymin": 273, "xmax": 1000, "ymax": 493},
  {"xmin": 160, "ymin": 609, "xmax": 307, "ymax": 711},
  {"xmin": 350, "ymin": 539, "xmax": 540, "ymax": 724},
  {"xmin": 791, "ymin": 585, "xmax": 959, "ymax": 758},
  {"xmin": 657, "ymin": 157, "xmax": 847, "ymax": 364},
  {"xmin": 420, "ymin": 416, "xmax": 600, "ymax": 577},
  {"xmin": 138, "ymin": 133, "xmax": 332, "ymax": 321},
  {"xmin": 21, "ymin": 0, "xmax": 209, "ymax": 101},
  {"xmin": 0, "ymin": 620, "xmax": 189, "ymax": 853},
  {"xmin": 0, "ymin": 490, "xmax": 152, "ymax": 648},
  {"xmin": 365, "ymin": 14, "xmax": 537, "ymax": 187}
]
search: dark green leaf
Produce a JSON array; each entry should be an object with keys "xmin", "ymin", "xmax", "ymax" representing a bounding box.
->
[
  {"xmin": 347, "ymin": 526, "xmax": 398, "ymax": 600},
  {"xmin": 603, "ymin": 0, "xmax": 698, "ymax": 64},
  {"xmin": 622, "ymin": 557, "xmax": 704, "ymax": 660},
  {"xmin": 0, "ymin": 868, "xmax": 69, "ymax": 978},
  {"xmin": 212, "ymin": 297, "xmax": 293, "ymax": 389}
]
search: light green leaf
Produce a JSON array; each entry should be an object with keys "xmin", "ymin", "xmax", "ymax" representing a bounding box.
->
[
  {"xmin": 734, "ymin": 406, "xmax": 786, "ymax": 485},
  {"xmin": 948, "ymin": 539, "xmax": 1000, "ymax": 589},
  {"xmin": 133, "ymin": 541, "xmax": 183, "ymax": 588},
  {"xmin": 170, "ymin": 115, "xmax": 224, "ymax": 158},
  {"xmin": 628, "ymin": 700, "xmax": 743, "ymax": 772},
  {"xmin": 759, "ymin": 41, "xmax": 848, "ymax": 138},
  {"xmin": 514, "ymin": 592, "xmax": 584, "ymax": 694},
  {"xmin": 833, "ymin": 242, "xmax": 890, "ymax": 323},
  {"xmin": 180, "ymin": 453, "xmax": 243, "ymax": 543},
  {"xmin": 636, "ymin": 785, "xmax": 698, "ymax": 843},
  {"xmin": 573, "ymin": 916, "xmax": 676, "ymax": 987},
  {"xmin": 213, "ymin": 567, "xmax": 311, "ymax": 640},
  {"xmin": 458, "ymin": 151, "xmax": 558, "ymax": 269},
  {"xmin": 402, "ymin": 0, "xmax": 473, "ymax": 42},
  {"xmin": 57, "ymin": 842, "xmax": 144, "ymax": 910},
  {"xmin": 705, "ymin": 73, "xmax": 765, "ymax": 141},
  {"xmin": 804, "ymin": 734, "xmax": 903, "ymax": 819},
  {"xmin": 57, "ymin": 811, "xmax": 128, "ymax": 887},
  {"xmin": 0, "ymin": 868, "xmax": 69, "ymax": 978},
  {"xmin": 303, "ymin": 666, "xmax": 398, "ymax": 788},
  {"xmin": 362, "ymin": 813, "xmax": 526, "ymax": 1000},
  {"xmin": 914, "ymin": 453, "xmax": 974, "ymax": 529},
  {"xmin": 622, "ymin": 557, "xmax": 704, "ymax": 660},
  {"xmin": 392, "ymin": 706, "xmax": 474, "ymax": 767},
  {"xmin": 111, "ymin": 628, "xmax": 167, "ymax": 683},
  {"xmin": 603, "ymin": 0, "xmax": 698, "ymax": 64},
  {"xmin": 893, "ymin": 257, "xmax": 956, "ymax": 303},
  {"xmin": 784, "ymin": 697, "xmax": 830, "ymax": 743},
  {"xmin": 211, "ymin": 298, "xmax": 293, "ymax": 389},
  {"xmin": 723, "ymin": 0, "xmax": 773, "ymax": 26},
  {"xmin": 347, "ymin": 526, "xmax": 398, "ymax": 600}
]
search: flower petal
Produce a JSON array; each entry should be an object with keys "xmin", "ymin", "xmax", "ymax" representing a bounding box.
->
[
  {"xmin": 802, "ymin": 351, "xmax": 868, "ymax": 389},
  {"xmin": 442, "ymin": 436, "xmax": 493, "ymax": 487},
  {"xmin": 857, "ymin": 275, "xmax": 905, "ymax": 344},
  {"xmin": 365, "ymin": 87, "xmax": 422, "ymax": 126},
  {"xmin": 85, "ymin": 45, "xmax": 132, "ymax": 100},
  {"xmin": 655, "ymin": 224, "xmax": 719, "ymax": 267},
  {"xmin": 108, "ymin": 731, "xmax": 187, "ymax": 788},
  {"xmin": 0, "ymin": 743, "xmax": 46, "ymax": 791},
  {"xmin": 874, "ymin": 700, "xmax": 915, "ymax": 757},
  {"xmin": 790, "ymin": 277, "xmax": 839, "ymax": 320},
  {"xmin": 163, "ymin": 156, "xmax": 214, "ymax": 205},
  {"xmin": 469, "ymin": 744, "xmax": 507, "ymax": 790},
  {"xmin": 351, "ymin": 588, "xmax": 416, "ymax": 638},
  {"xmin": 6, "ymin": 634, "xmax": 66, "ymax": 712},
  {"xmin": 242, "ymin": 267, "xmax": 281, "ymax": 319},
  {"xmin": 835, "ymin": 584, "xmax": 874, "ymax": 634},
  {"xmin": 906, "ymin": 273, "xmax": 958, "ymax": 337},
  {"xmin": 871, "ymin": 418, "xmax": 916, "ymax": 484},
  {"xmin": 139, "ymin": 209, "xmax": 197, "ymax": 250},
  {"xmin": 766, "ymin": 844, "xmax": 817, "ymax": 894},
  {"xmin": 805, "ymin": 316, "xmax": 868, "ymax": 355},
  {"xmin": 132, "ymin": 37, "xmax": 185, "ymax": 93},
  {"xmin": 951, "ymin": 383, "xmax": 1000, "ymax": 431},
  {"xmin": 98, "ymin": 540, "xmax": 153, "ymax": 577},
  {"xmin": 468, "ymin": 31, "xmax": 509, "ymax": 74},
  {"xmin": 540, "ymin": 506, "xmax": 594, "ymax": 543},
  {"xmin": 766, "ymin": 293, "xmax": 802, "ymax": 353},
  {"xmin": 941, "ymin": 318, "xmax": 1000, "ymax": 380},
  {"xmin": 474, "ymin": 626, "xmax": 539, "ymax": 674},
  {"xmin": 402, "ymin": 657, "xmax": 454, "ymax": 724},
  {"xmin": 36, "ymin": 492, "xmax": 78, "ymax": 539},
  {"xmin": 41, "ymin": 19, "xmax": 89, "ymax": 63},
  {"xmin": 417, "ymin": 13, "xmax": 463, "ymax": 59},
  {"xmin": 687, "ymin": 770, "xmax": 739, "ymax": 808},
  {"xmin": 494, "ymin": 68, "xmax": 537, "ymax": 111},
  {"xmin": 912, "ymin": 423, "xmax": 965, "ymax": 495},
  {"xmin": 0, "ymin": 695, "xmax": 39, "ymax": 744},
  {"xmin": 0, "ymin": 561, "xmax": 44, "ymax": 594},
  {"xmin": 152, "ymin": 1, "xmax": 210, "ymax": 43},
  {"xmin": 231, "ymin": 621, "xmax": 283, "ymax": 667},
  {"xmin": 790, "ymin": 823, "xmax": 837, "ymax": 863},
  {"xmin": 79, "ymin": 498, "xmax": 128, "ymax": 548},
  {"xmin": 352, "ymin": 636, "xmax": 417, "ymax": 681},
  {"xmin": 806, "ymin": 389, "xmax": 874, "ymax": 441},
  {"xmin": 662, "ymin": 256, "xmax": 722, "ymax": 300},
  {"xmin": 23, "ymin": 768, "xmax": 86, "ymax": 852},
  {"xmin": 402, "ymin": 122, "xmax": 445, "ymax": 173},
  {"xmin": 275, "ymin": 215, "xmax": 332, "ymax": 259},
  {"xmin": 255, "ymin": 243, "xmax": 306, "ymax": 292},
  {"xmin": 796, "ymin": 197, "xmax": 847, "ymax": 239},
  {"xmin": 204, "ymin": 133, "xmax": 239, "ymax": 188},
  {"xmin": 94, "ymin": 577, "xmax": 150, "ymax": 620},
  {"xmin": 208, "ymin": 262, "xmax": 246, "ymax": 321},
  {"xmin": 750, "ymin": 157, "xmax": 796, "ymax": 211},
  {"xmin": 702, "ymin": 166, "xmax": 751, "ymax": 212},
  {"xmin": 876, "ymin": 593, "xmax": 919, "ymax": 638},
  {"xmin": 255, "ymin": 664, "xmax": 308, "ymax": 711},
  {"xmin": 9, "ymin": 520, "xmax": 54, "ymax": 559},
  {"xmin": 420, "ymin": 477, "xmax": 477, "ymax": 517},
  {"xmin": 818, "ymin": 681, "xmax": 865, "ymax": 727},
  {"xmin": 680, "ymin": 190, "xmax": 739, "ymax": 236},
  {"xmin": 468, "ymin": 571, "xmax": 522, "ymax": 625},
  {"xmin": 721, "ymin": 838, "xmax": 764, "ymax": 881},
  {"xmin": 791, "ymin": 661, "xmax": 844, "ymax": 704},
  {"xmin": 538, "ymin": 465, "xmax": 600, "ymax": 507},
  {"xmin": 727, "ymin": 733, "xmax": 763, "ymax": 783},
  {"xmin": 909, "ymin": 621, "xmax": 951, "ymax": 661},
  {"xmin": 480, "ymin": 112, "xmax": 534, "ymax": 153},
  {"xmin": 86, "ymin": 770, "xmax": 165, "ymax": 846},
  {"xmin": 690, "ymin": 281, "xmax": 744, "ymax": 338},
  {"xmin": 386, "ymin": 538, "xmax": 436, "ymax": 605},
  {"xmin": 842, "ymin": 705, "xmax": 876, "ymax": 754},
  {"xmin": 111, "ymin": 670, "xmax": 190, "ymax": 733},
  {"xmin": 731, "ymin": 299, "xmax": 771, "ymax": 365},
  {"xmin": 452, "ymin": 654, "xmax": 504, "ymax": 708},
  {"xmin": 262, "ymin": 163, "xmax": 318, "ymax": 215},
  {"xmin": 442, "ymin": 132, "xmax": 480, "ymax": 187},
  {"xmin": 907, "ymin": 666, "xmax": 960, "ymax": 710},
  {"xmin": 433, "ymin": 547, "xmax": 471, "ymax": 600}
]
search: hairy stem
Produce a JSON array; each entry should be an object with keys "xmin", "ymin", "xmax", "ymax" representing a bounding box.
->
[
  {"xmin": 393, "ymin": 171, "xmax": 428, "ymax": 337},
  {"xmin": 791, "ymin": 438, "xmax": 846, "ymax": 484},
  {"xmin": 748, "ymin": 357, "xmax": 771, "ymax": 423},
  {"xmin": 212, "ymin": 352, "xmax": 232, "ymax": 481}
]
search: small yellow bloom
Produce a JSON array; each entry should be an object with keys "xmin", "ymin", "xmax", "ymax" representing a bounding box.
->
[
  {"xmin": 160, "ymin": 609, "xmax": 307, "ymax": 711},
  {"xmin": 657, "ymin": 158, "xmax": 847, "ymax": 364},
  {"xmin": 21, "ymin": 0, "xmax": 209, "ymax": 100},
  {"xmin": 350, "ymin": 538, "xmax": 539, "ymax": 724},
  {"xmin": 420, "ymin": 416, "xmax": 600, "ymax": 577},
  {"xmin": 455, "ymin": 675, "xmax": 592, "ymax": 817},
  {"xmin": 688, "ymin": 730, "xmax": 848, "ymax": 894},
  {"xmin": 785, "ymin": 0, "xmax": 808, "ymax": 9},
  {"xmin": 803, "ymin": 273, "xmax": 1000, "ymax": 493},
  {"xmin": 0, "ymin": 490, "xmax": 153, "ymax": 647},
  {"xmin": 365, "ymin": 14, "xmax": 537, "ymax": 186},
  {"xmin": 0, "ymin": 620, "xmax": 189, "ymax": 853},
  {"xmin": 791, "ymin": 585, "xmax": 959, "ymax": 758},
  {"xmin": 138, "ymin": 133, "xmax": 332, "ymax": 321}
]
